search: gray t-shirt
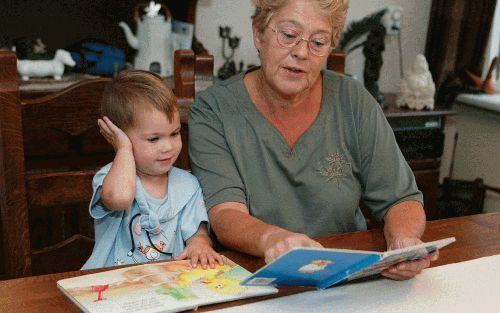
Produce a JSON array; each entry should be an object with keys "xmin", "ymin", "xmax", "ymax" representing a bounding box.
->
[{"xmin": 189, "ymin": 69, "xmax": 422, "ymax": 237}]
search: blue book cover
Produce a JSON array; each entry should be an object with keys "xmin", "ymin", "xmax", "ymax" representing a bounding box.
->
[{"xmin": 241, "ymin": 237, "xmax": 455, "ymax": 289}]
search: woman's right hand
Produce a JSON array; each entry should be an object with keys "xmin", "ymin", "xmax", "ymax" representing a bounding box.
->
[
  {"xmin": 97, "ymin": 116, "xmax": 132, "ymax": 152},
  {"xmin": 262, "ymin": 230, "xmax": 323, "ymax": 264},
  {"xmin": 209, "ymin": 202, "xmax": 323, "ymax": 264}
]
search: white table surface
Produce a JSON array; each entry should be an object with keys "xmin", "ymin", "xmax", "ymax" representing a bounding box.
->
[{"xmin": 216, "ymin": 254, "xmax": 500, "ymax": 313}]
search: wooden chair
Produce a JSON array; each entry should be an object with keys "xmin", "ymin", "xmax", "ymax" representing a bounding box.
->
[
  {"xmin": 327, "ymin": 51, "xmax": 346, "ymax": 74},
  {"xmin": 173, "ymin": 49, "xmax": 214, "ymax": 171},
  {"xmin": 438, "ymin": 177, "xmax": 500, "ymax": 218},
  {"xmin": 0, "ymin": 50, "xmax": 214, "ymax": 279},
  {"xmin": 0, "ymin": 51, "xmax": 114, "ymax": 279}
]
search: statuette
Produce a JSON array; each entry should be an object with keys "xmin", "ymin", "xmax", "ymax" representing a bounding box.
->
[{"xmin": 397, "ymin": 54, "xmax": 436, "ymax": 110}]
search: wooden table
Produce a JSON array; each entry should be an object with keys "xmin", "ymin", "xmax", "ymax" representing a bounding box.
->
[{"xmin": 1, "ymin": 213, "xmax": 498, "ymax": 313}]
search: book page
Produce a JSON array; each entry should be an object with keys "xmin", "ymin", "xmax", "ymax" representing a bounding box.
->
[
  {"xmin": 57, "ymin": 257, "xmax": 277, "ymax": 313},
  {"xmin": 346, "ymin": 237, "xmax": 456, "ymax": 281}
]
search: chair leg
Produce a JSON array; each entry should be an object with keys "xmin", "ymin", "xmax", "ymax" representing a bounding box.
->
[{"xmin": 472, "ymin": 178, "xmax": 486, "ymax": 214}]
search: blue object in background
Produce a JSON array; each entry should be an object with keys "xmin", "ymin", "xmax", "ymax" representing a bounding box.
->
[{"xmin": 70, "ymin": 41, "xmax": 125, "ymax": 76}]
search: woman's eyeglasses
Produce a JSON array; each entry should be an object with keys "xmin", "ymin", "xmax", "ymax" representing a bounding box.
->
[{"xmin": 269, "ymin": 26, "xmax": 333, "ymax": 57}]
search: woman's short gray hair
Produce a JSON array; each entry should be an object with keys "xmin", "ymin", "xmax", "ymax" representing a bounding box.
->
[{"xmin": 252, "ymin": 0, "xmax": 349, "ymax": 48}]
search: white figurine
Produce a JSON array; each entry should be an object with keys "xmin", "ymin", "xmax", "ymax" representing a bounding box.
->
[
  {"xmin": 17, "ymin": 49, "xmax": 76, "ymax": 80},
  {"xmin": 382, "ymin": 5, "xmax": 403, "ymax": 35},
  {"xmin": 144, "ymin": 1, "xmax": 161, "ymax": 17},
  {"xmin": 397, "ymin": 54, "xmax": 436, "ymax": 110},
  {"xmin": 119, "ymin": 1, "xmax": 174, "ymax": 77},
  {"xmin": 33, "ymin": 38, "xmax": 47, "ymax": 54}
]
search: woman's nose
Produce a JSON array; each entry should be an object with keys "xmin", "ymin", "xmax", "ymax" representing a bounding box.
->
[{"xmin": 291, "ymin": 39, "xmax": 310, "ymax": 59}]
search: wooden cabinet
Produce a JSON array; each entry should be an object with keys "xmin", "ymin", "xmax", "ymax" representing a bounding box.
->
[
  {"xmin": 383, "ymin": 94, "xmax": 455, "ymax": 220},
  {"xmin": 0, "ymin": 0, "xmax": 205, "ymax": 60}
]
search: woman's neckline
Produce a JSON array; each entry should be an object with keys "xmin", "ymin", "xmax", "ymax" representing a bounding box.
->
[{"xmin": 240, "ymin": 67, "xmax": 328, "ymax": 153}]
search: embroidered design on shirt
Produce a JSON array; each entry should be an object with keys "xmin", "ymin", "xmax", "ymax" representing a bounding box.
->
[{"xmin": 319, "ymin": 152, "xmax": 351, "ymax": 183}]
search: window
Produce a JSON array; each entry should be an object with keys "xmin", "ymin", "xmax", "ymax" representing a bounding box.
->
[{"xmin": 482, "ymin": 2, "xmax": 500, "ymax": 81}]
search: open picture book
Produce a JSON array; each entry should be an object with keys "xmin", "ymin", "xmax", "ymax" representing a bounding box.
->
[
  {"xmin": 57, "ymin": 256, "xmax": 277, "ymax": 313},
  {"xmin": 241, "ymin": 237, "xmax": 456, "ymax": 289}
]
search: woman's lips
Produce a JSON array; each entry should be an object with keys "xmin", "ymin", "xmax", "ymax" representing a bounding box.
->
[{"xmin": 283, "ymin": 66, "xmax": 306, "ymax": 76}]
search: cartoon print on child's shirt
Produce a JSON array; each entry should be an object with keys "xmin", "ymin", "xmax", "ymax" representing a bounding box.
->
[
  {"xmin": 127, "ymin": 211, "xmax": 174, "ymax": 263},
  {"xmin": 133, "ymin": 220, "xmax": 142, "ymax": 235},
  {"xmin": 137, "ymin": 241, "xmax": 167, "ymax": 261}
]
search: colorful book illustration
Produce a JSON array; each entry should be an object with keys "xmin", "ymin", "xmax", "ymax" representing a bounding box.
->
[
  {"xmin": 242, "ymin": 237, "xmax": 456, "ymax": 289},
  {"xmin": 57, "ymin": 257, "xmax": 277, "ymax": 313}
]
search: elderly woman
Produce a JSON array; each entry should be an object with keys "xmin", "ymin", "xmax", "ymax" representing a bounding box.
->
[{"xmin": 189, "ymin": 0, "xmax": 436, "ymax": 280}]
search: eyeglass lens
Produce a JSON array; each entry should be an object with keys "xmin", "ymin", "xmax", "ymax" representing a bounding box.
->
[{"xmin": 273, "ymin": 25, "xmax": 332, "ymax": 56}]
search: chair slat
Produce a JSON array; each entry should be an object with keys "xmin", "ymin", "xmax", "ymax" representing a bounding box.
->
[
  {"xmin": 31, "ymin": 234, "xmax": 95, "ymax": 274},
  {"xmin": 26, "ymin": 170, "xmax": 96, "ymax": 208},
  {"xmin": 21, "ymin": 79, "xmax": 110, "ymax": 137}
]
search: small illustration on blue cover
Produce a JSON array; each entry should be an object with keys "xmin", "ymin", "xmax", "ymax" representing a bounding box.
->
[{"xmin": 298, "ymin": 260, "xmax": 333, "ymax": 273}]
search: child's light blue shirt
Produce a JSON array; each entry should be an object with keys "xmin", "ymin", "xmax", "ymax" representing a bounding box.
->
[{"xmin": 82, "ymin": 164, "xmax": 208, "ymax": 269}]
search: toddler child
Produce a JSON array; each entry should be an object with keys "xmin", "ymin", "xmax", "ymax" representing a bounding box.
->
[{"xmin": 82, "ymin": 70, "xmax": 223, "ymax": 269}]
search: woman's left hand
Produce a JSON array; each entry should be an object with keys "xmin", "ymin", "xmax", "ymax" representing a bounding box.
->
[{"xmin": 381, "ymin": 237, "xmax": 439, "ymax": 280}]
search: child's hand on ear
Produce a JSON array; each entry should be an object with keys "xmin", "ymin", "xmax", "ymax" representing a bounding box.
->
[{"xmin": 98, "ymin": 116, "xmax": 132, "ymax": 152}]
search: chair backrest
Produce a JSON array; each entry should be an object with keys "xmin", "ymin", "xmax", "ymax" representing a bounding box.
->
[
  {"xmin": 173, "ymin": 49, "xmax": 214, "ymax": 170},
  {"xmin": 327, "ymin": 51, "xmax": 346, "ymax": 74},
  {"xmin": 438, "ymin": 177, "xmax": 500, "ymax": 218},
  {"xmin": 0, "ymin": 51, "xmax": 114, "ymax": 279},
  {"xmin": 0, "ymin": 50, "xmax": 213, "ymax": 279}
]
